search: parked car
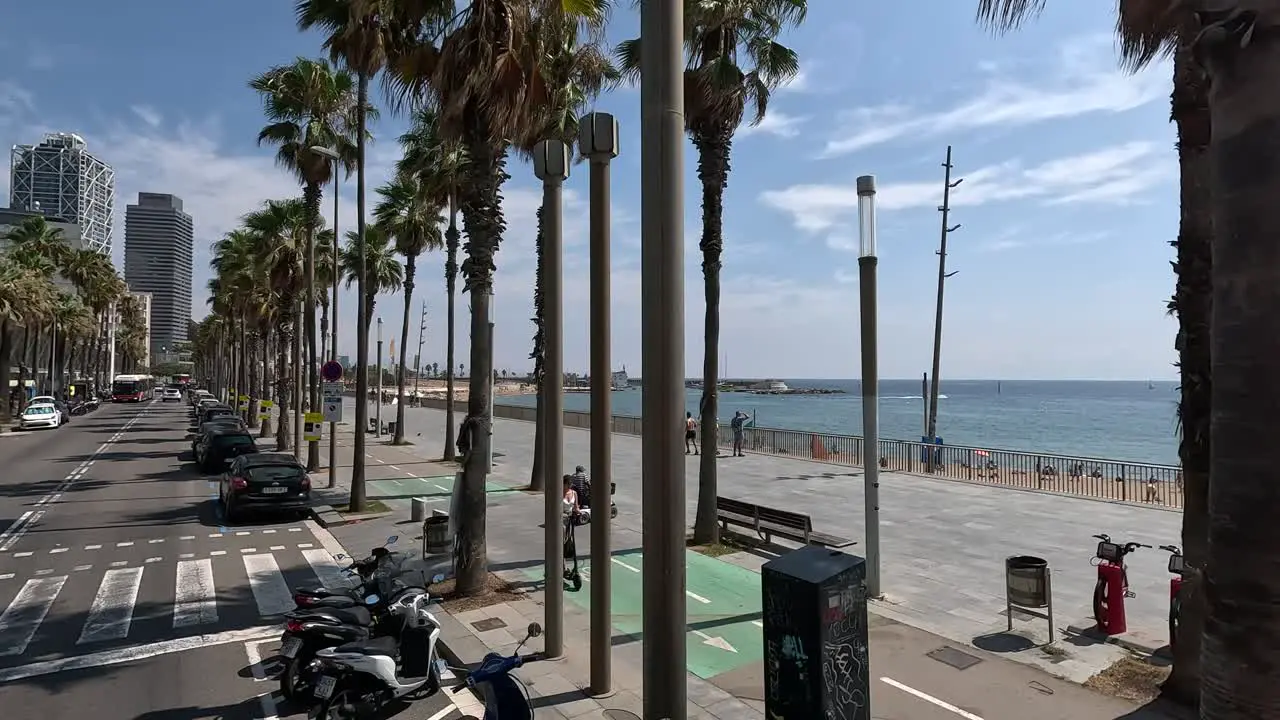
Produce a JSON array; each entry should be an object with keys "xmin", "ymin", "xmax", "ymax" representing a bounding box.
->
[
  {"xmin": 193, "ymin": 404, "xmax": 234, "ymax": 428},
  {"xmin": 29, "ymin": 396, "xmax": 71, "ymax": 423},
  {"xmin": 162, "ymin": 387, "xmax": 183, "ymax": 402},
  {"xmin": 195, "ymin": 426, "xmax": 259, "ymax": 472},
  {"xmin": 219, "ymin": 452, "xmax": 312, "ymax": 522},
  {"xmin": 19, "ymin": 403, "xmax": 62, "ymax": 430},
  {"xmin": 190, "ymin": 416, "xmax": 249, "ymax": 453},
  {"xmin": 190, "ymin": 389, "xmax": 214, "ymax": 406}
]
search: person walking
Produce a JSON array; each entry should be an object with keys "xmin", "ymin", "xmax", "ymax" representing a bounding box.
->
[
  {"xmin": 685, "ymin": 412, "xmax": 698, "ymax": 455},
  {"xmin": 730, "ymin": 410, "xmax": 750, "ymax": 457}
]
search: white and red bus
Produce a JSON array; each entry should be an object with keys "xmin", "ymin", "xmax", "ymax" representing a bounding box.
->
[{"xmin": 112, "ymin": 374, "xmax": 153, "ymax": 402}]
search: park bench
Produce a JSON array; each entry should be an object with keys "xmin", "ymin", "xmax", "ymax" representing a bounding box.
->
[{"xmin": 716, "ymin": 496, "xmax": 855, "ymax": 549}]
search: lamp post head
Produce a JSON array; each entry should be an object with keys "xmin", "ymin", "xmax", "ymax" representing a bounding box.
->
[
  {"xmin": 856, "ymin": 175, "xmax": 877, "ymax": 259},
  {"xmin": 309, "ymin": 145, "xmax": 340, "ymax": 160},
  {"xmin": 856, "ymin": 175, "xmax": 876, "ymax": 198},
  {"xmin": 532, "ymin": 139, "xmax": 571, "ymax": 182},
  {"xmin": 578, "ymin": 112, "xmax": 619, "ymax": 160}
]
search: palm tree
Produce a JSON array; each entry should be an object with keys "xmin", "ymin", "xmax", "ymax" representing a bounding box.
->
[
  {"xmin": 374, "ymin": 170, "xmax": 445, "ymax": 444},
  {"xmin": 339, "ymin": 226, "xmax": 404, "ymax": 354},
  {"xmin": 395, "ymin": 108, "xmax": 469, "ymax": 462},
  {"xmin": 0, "ymin": 254, "xmax": 56, "ymax": 419},
  {"xmin": 617, "ymin": 0, "xmax": 805, "ymax": 545},
  {"xmin": 251, "ymin": 57, "xmax": 360, "ymax": 470}
]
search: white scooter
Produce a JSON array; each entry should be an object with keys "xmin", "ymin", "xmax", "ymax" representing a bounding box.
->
[{"xmin": 307, "ymin": 587, "xmax": 444, "ymax": 719}]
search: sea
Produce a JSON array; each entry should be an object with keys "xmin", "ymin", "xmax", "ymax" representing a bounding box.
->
[{"xmin": 497, "ymin": 380, "xmax": 1182, "ymax": 466}]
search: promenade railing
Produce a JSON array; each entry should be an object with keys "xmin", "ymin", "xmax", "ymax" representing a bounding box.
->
[{"xmin": 410, "ymin": 397, "xmax": 1183, "ymax": 510}]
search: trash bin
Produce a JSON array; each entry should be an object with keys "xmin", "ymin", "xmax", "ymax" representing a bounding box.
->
[
  {"xmin": 387, "ymin": 421, "xmax": 398, "ymax": 436},
  {"xmin": 423, "ymin": 515, "xmax": 451, "ymax": 555},
  {"xmin": 1005, "ymin": 555, "xmax": 1050, "ymax": 609}
]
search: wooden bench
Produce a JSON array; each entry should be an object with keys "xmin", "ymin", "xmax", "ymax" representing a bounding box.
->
[{"xmin": 716, "ymin": 496, "xmax": 855, "ymax": 549}]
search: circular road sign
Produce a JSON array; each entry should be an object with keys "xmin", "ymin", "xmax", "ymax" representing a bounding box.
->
[{"xmin": 321, "ymin": 360, "xmax": 344, "ymax": 382}]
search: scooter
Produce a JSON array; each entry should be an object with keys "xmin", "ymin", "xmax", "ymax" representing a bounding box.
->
[
  {"xmin": 562, "ymin": 511, "xmax": 582, "ymax": 592},
  {"xmin": 451, "ymin": 622, "xmax": 545, "ymax": 720},
  {"xmin": 307, "ymin": 588, "xmax": 445, "ymax": 719}
]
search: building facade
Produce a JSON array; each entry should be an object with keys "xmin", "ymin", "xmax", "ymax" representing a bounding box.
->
[
  {"xmin": 9, "ymin": 133, "xmax": 115, "ymax": 255},
  {"xmin": 123, "ymin": 193, "xmax": 192, "ymax": 362},
  {"xmin": 119, "ymin": 291, "xmax": 153, "ymax": 371}
]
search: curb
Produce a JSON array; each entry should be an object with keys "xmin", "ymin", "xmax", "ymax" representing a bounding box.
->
[
  {"xmin": 1065, "ymin": 618, "xmax": 1171, "ymax": 658},
  {"xmin": 306, "ymin": 503, "xmax": 396, "ymax": 529}
]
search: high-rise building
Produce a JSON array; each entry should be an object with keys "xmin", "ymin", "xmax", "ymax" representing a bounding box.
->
[
  {"xmin": 9, "ymin": 132, "xmax": 115, "ymax": 255},
  {"xmin": 123, "ymin": 193, "xmax": 193, "ymax": 362}
]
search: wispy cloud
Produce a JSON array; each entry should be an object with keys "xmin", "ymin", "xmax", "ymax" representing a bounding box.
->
[
  {"xmin": 973, "ymin": 227, "xmax": 1111, "ymax": 253},
  {"xmin": 759, "ymin": 142, "xmax": 1172, "ymax": 233},
  {"xmin": 818, "ymin": 34, "xmax": 1166, "ymax": 158},
  {"xmin": 738, "ymin": 111, "xmax": 808, "ymax": 139},
  {"xmin": 130, "ymin": 105, "xmax": 162, "ymax": 128}
]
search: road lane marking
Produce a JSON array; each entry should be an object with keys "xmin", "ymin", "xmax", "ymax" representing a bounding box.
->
[
  {"xmin": 174, "ymin": 558, "xmax": 218, "ymax": 628},
  {"xmin": 179, "ymin": 536, "xmax": 195, "ymax": 541},
  {"xmin": 751, "ymin": 620, "xmax": 764, "ymax": 627},
  {"xmin": 210, "ymin": 550, "xmax": 226, "ymax": 556},
  {"xmin": 297, "ymin": 543, "xmax": 314, "ymax": 549},
  {"xmin": 116, "ymin": 542, "xmax": 134, "ymax": 547},
  {"xmin": 85, "ymin": 545, "xmax": 102, "ymax": 550},
  {"xmin": 0, "ymin": 511, "xmax": 44, "ymax": 551},
  {"xmin": 14, "ymin": 551, "xmax": 32, "ymax": 558},
  {"xmin": 262, "ymin": 529, "xmax": 276, "ymax": 534},
  {"xmin": 149, "ymin": 539, "xmax": 164, "ymax": 544},
  {"xmin": 0, "ymin": 574, "xmax": 13, "ymax": 580},
  {"xmin": 49, "ymin": 548, "xmax": 68, "ymax": 554},
  {"xmin": 270, "ymin": 545, "xmax": 285, "ymax": 551},
  {"xmin": 881, "ymin": 677, "xmax": 985, "ymax": 720},
  {"xmin": 243, "ymin": 553, "xmax": 294, "ymax": 617},
  {"xmin": 145, "ymin": 557, "xmax": 162, "ymax": 563},
  {"xmin": 236, "ymin": 531, "xmax": 251, "ymax": 536},
  {"xmin": 34, "ymin": 569, "xmax": 52, "ymax": 576},
  {"xmin": 179, "ymin": 553, "xmax": 195, "ymax": 559},
  {"xmin": 0, "ymin": 576, "xmax": 66, "ymax": 656},
  {"xmin": 110, "ymin": 560, "xmax": 128, "ymax": 567},
  {"xmin": 241, "ymin": 548, "xmax": 258, "ymax": 553},
  {"xmin": 302, "ymin": 548, "xmax": 349, "ymax": 590},
  {"xmin": 687, "ymin": 591, "xmax": 711, "ymax": 604},
  {"xmin": 73, "ymin": 565, "xmax": 92, "ymax": 572},
  {"xmin": 244, "ymin": 639, "xmax": 282, "ymax": 719},
  {"xmin": 611, "ymin": 558, "xmax": 640, "ymax": 573},
  {"xmin": 287, "ymin": 527, "xmax": 302, "ymax": 532},
  {"xmin": 79, "ymin": 567, "xmax": 144, "ymax": 644},
  {"xmin": 0, "ymin": 512, "xmax": 36, "ymax": 547}
]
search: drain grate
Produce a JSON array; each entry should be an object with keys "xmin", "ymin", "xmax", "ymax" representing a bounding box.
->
[
  {"xmin": 927, "ymin": 645, "xmax": 983, "ymax": 670},
  {"xmin": 471, "ymin": 617, "xmax": 508, "ymax": 632}
]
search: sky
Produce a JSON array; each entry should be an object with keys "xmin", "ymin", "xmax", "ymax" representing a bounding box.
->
[{"xmin": 0, "ymin": 1, "xmax": 1179, "ymax": 381}]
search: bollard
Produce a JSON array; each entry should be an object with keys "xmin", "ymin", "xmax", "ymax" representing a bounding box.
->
[{"xmin": 411, "ymin": 497, "xmax": 427, "ymax": 523}]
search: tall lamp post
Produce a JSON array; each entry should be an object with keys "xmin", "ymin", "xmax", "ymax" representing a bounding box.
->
[
  {"xmin": 857, "ymin": 174, "xmax": 882, "ymax": 599},
  {"xmin": 376, "ymin": 318, "xmax": 384, "ymax": 438},
  {"xmin": 310, "ymin": 145, "xmax": 341, "ymax": 487}
]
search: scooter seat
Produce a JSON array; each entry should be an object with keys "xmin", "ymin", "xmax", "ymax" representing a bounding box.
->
[
  {"xmin": 335, "ymin": 635, "xmax": 399, "ymax": 657},
  {"xmin": 302, "ymin": 606, "xmax": 373, "ymax": 626}
]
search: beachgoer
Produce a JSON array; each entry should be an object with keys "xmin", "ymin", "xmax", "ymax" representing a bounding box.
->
[
  {"xmin": 685, "ymin": 412, "xmax": 698, "ymax": 455},
  {"xmin": 571, "ymin": 465, "xmax": 591, "ymax": 506},
  {"xmin": 562, "ymin": 474, "xmax": 580, "ymax": 516},
  {"xmin": 730, "ymin": 410, "xmax": 749, "ymax": 457}
]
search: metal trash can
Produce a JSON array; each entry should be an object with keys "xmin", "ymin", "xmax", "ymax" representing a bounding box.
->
[
  {"xmin": 1006, "ymin": 555, "xmax": 1050, "ymax": 608},
  {"xmin": 423, "ymin": 515, "xmax": 451, "ymax": 555}
]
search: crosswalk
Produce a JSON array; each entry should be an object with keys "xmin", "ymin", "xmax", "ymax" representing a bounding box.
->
[{"xmin": 0, "ymin": 548, "xmax": 350, "ymax": 663}]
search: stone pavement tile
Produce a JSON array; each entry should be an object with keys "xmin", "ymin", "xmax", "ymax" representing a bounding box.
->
[
  {"xmin": 686, "ymin": 674, "xmax": 738, "ymax": 709},
  {"xmin": 702, "ymin": 697, "xmax": 766, "ymax": 720},
  {"xmin": 523, "ymin": 672, "xmax": 601, "ymax": 717}
]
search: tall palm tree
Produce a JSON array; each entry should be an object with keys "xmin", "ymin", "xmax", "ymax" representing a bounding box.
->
[
  {"xmin": 395, "ymin": 109, "xmax": 468, "ymax": 462},
  {"xmin": 374, "ymin": 173, "xmax": 445, "ymax": 444},
  {"xmin": 339, "ymin": 226, "xmax": 404, "ymax": 334},
  {"xmin": 0, "ymin": 254, "xmax": 56, "ymax": 419},
  {"xmin": 251, "ymin": 57, "xmax": 360, "ymax": 470},
  {"xmin": 974, "ymin": 3, "xmax": 1211, "ymax": 706},
  {"xmin": 617, "ymin": 0, "xmax": 805, "ymax": 545}
]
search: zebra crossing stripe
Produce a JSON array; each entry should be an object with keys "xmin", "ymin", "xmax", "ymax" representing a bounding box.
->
[
  {"xmin": 173, "ymin": 559, "xmax": 218, "ymax": 628},
  {"xmin": 0, "ymin": 577, "xmax": 66, "ymax": 657},
  {"xmin": 78, "ymin": 567, "xmax": 144, "ymax": 644},
  {"xmin": 243, "ymin": 553, "xmax": 295, "ymax": 616},
  {"xmin": 301, "ymin": 548, "xmax": 350, "ymax": 590}
]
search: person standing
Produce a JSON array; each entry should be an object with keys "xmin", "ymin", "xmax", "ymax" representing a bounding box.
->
[
  {"xmin": 730, "ymin": 410, "xmax": 750, "ymax": 457},
  {"xmin": 685, "ymin": 412, "xmax": 698, "ymax": 454}
]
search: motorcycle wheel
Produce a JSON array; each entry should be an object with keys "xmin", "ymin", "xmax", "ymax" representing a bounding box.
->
[
  {"xmin": 309, "ymin": 683, "xmax": 364, "ymax": 720},
  {"xmin": 279, "ymin": 653, "xmax": 309, "ymax": 701}
]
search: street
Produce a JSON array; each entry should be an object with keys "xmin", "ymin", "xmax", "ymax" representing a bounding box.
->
[{"xmin": 0, "ymin": 400, "xmax": 464, "ymax": 720}]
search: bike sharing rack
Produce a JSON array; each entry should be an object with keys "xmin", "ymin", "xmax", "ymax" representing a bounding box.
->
[{"xmin": 1005, "ymin": 555, "xmax": 1055, "ymax": 643}]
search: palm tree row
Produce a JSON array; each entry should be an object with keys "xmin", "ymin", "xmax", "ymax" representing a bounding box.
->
[{"xmin": 0, "ymin": 216, "xmax": 145, "ymax": 420}]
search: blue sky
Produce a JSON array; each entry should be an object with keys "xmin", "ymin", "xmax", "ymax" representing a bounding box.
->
[{"xmin": 0, "ymin": 1, "xmax": 1178, "ymax": 380}]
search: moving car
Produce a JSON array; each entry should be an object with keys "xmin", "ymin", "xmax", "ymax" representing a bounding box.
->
[
  {"xmin": 19, "ymin": 403, "xmax": 62, "ymax": 430},
  {"xmin": 162, "ymin": 387, "xmax": 183, "ymax": 402},
  {"xmin": 194, "ymin": 426, "xmax": 258, "ymax": 472},
  {"xmin": 219, "ymin": 452, "xmax": 312, "ymax": 522}
]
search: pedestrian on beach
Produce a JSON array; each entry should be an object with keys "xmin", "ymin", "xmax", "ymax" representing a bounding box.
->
[
  {"xmin": 730, "ymin": 410, "xmax": 750, "ymax": 457},
  {"xmin": 685, "ymin": 412, "xmax": 698, "ymax": 455}
]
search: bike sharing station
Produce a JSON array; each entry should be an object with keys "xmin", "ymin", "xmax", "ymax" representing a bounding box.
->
[{"xmin": 1063, "ymin": 534, "xmax": 1186, "ymax": 655}]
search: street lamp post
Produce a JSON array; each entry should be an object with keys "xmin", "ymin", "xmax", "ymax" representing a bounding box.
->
[
  {"xmin": 533, "ymin": 138, "xmax": 570, "ymax": 660},
  {"xmin": 640, "ymin": 0, "xmax": 688, "ymax": 713},
  {"xmin": 376, "ymin": 318, "xmax": 384, "ymax": 438},
  {"xmin": 579, "ymin": 111, "xmax": 619, "ymax": 697},
  {"xmin": 310, "ymin": 145, "xmax": 341, "ymax": 488},
  {"xmin": 857, "ymin": 174, "xmax": 882, "ymax": 599}
]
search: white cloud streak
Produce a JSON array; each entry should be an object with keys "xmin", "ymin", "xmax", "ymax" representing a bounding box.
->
[{"xmin": 737, "ymin": 111, "xmax": 808, "ymax": 139}]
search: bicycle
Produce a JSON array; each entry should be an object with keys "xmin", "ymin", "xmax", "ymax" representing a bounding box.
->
[
  {"xmin": 1160, "ymin": 544, "xmax": 1185, "ymax": 652},
  {"xmin": 1091, "ymin": 533, "xmax": 1150, "ymax": 633}
]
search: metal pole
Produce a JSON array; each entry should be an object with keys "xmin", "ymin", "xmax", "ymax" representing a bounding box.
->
[
  {"xmin": 376, "ymin": 318, "xmax": 383, "ymax": 438},
  {"xmin": 533, "ymin": 139, "xmax": 569, "ymax": 660},
  {"xmin": 486, "ymin": 298, "xmax": 495, "ymax": 469},
  {"xmin": 641, "ymin": 0, "xmax": 687, "ymax": 712},
  {"xmin": 107, "ymin": 302, "xmax": 116, "ymax": 383},
  {"xmin": 857, "ymin": 174, "xmax": 882, "ymax": 599},
  {"xmin": 580, "ymin": 112, "xmax": 619, "ymax": 696},
  {"xmin": 415, "ymin": 303, "xmax": 427, "ymax": 400},
  {"xmin": 329, "ymin": 168, "xmax": 339, "ymax": 488},
  {"xmin": 926, "ymin": 146, "xmax": 961, "ymax": 471}
]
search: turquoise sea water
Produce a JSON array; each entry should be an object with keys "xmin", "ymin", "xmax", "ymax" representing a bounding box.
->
[{"xmin": 497, "ymin": 380, "xmax": 1181, "ymax": 465}]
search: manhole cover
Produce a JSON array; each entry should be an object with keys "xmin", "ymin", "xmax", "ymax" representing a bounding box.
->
[
  {"xmin": 927, "ymin": 645, "xmax": 983, "ymax": 670},
  {"xmin": 471, "ymin": 617, "xmax": 508, "ymax": 632}
]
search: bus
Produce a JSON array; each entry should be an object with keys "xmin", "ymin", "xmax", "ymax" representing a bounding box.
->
[
  {"xmin": 172, "ymin": 373, "xmax": 192, "ymax": 388},
  {"xmin": 112, "ymin": 374, "xmax": 153, "ymax": 402}
]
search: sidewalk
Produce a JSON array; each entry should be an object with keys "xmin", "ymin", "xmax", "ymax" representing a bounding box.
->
[{"xmin": 308, "ymin": 402, "xmax": 1186, "ymax": 719}]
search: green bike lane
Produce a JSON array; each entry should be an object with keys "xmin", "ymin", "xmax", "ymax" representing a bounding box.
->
[{"xmin": 522, "ymin": 546, "xmax": 766, "ymax": 680}]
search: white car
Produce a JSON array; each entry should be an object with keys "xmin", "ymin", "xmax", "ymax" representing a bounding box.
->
[
  {"xmin": 162, "ymin": 387, "xmax": 183, "ymax": 402},
  {"xmin": 20, "ymin": 403, "xmax": 62, "ymax": 430}
]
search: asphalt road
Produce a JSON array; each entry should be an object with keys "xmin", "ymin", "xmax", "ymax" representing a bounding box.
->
[{"xmin": 0, "ymin": 399, "xmax": 465, "ymax": 720}]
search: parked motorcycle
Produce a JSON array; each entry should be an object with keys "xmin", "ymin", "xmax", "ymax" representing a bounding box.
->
[
  {"xmin": 292, "ymin": 537, "xmax": 399, "ymax": 611},
  {"xmin": 451, "ymin": 622, "xmax": 546, "ymax": 720}
]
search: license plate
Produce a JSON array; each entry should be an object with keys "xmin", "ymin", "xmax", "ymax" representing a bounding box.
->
[
  {"xmin": 263, "ymin": 487, "xmax": 288, "ymax": 494},
  {"xmin": 314, "ymin": 674, "xmax": 337, "ymax": 699},
  {"xmin": 281, "ymin": 636, "xmax": 302, "ymax": 658}
]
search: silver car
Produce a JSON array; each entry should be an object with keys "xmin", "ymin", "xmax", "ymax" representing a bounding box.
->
[{"xmin": 19, "ymin": 403, "xmax": 62, "ymax": 430}]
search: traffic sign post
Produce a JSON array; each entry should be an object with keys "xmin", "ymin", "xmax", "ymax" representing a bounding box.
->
[
  {"xmin": 321, "ymin": 361, "xmax": 344, "ymax": 383},
  {"xmin": 322, "ymin": 382, "xmax": 344, "ymax": 423}
]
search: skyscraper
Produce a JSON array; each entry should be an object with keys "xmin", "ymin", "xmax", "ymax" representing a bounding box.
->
[
  {"xmin": 124, "ymin": 193, "xmax": 193, "ymax": 362},
  {"xmin": 9, "ymin": 132, "xmax": 115, "ymax": 254}
]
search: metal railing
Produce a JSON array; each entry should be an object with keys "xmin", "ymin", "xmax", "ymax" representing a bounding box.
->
[{"xmin": 409, "ymin": 396, "xmax": 1183, "ymax": 509}]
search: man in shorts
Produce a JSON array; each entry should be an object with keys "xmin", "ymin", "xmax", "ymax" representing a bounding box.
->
[
  {"xmin": 730, "ymin": 410, "xmax": 750, "ymax": 457},
  {"xmin": 685, "ymin": 412, "xmax": 698, "ymax": 454}
]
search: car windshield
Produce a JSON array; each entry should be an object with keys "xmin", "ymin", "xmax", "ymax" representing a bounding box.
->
[
  {"xmin": 24, "ymin": 406, "xmax": 53, "ymax": 416},
  {"xmin": 214, "ymin": 434, "xmax": 254, "ymax": 447},
  {"xmin": 248, "ymin": 465, "xmax": 304, "ymax": 482}
]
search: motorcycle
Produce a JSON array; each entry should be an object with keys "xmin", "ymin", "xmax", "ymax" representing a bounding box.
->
[
  {"xmin": 450, "ymin": 622, "xmax": 547, "ymax": 720},
  {"xmin": 307, "ymin": 587, "xmax": 446, "ymax": 719},
  {"xmin": 292, "ymin": 537, "xmax": 399, "ymax": 611}
]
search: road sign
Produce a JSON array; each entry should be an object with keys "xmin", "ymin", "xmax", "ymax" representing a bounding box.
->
[
  {"xmin": 321, "ymin": 382, "xmax": 344, "ymax": 395},
  {"xmin": 304, "ymin": 412, "xmax": 324, "ymax": 441},
  {"xmin": 321, "ymin": 360, "xmax": 344, "ymax": 382},
  {"xmin": 322, "ymin": 395, "xmax": 343, "ymax": 423}
]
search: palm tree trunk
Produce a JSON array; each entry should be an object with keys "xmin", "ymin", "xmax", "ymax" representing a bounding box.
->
[
  {"xmin": 394, "ymin": 257, "xmax": 416, "ymax": 444},
  {"xmin": 305, "ymin": 182, "xmax": 322, "ymax": 471},
  {"xmin": 320, "ymin": 300, "xmax": 330, "ymax": 365},
  {"xmin": 276, "ymin": 324, "xmax": 291, "ymax": 451},
  {"xmin": 260, "ymin": 328, "xmax": 274, "ymax": 438},
  {"xmin": 692, "ymin": 132, "xmax": 731, "ymax": 544},
  {"xmin": 1162, "ymin": 35, "xmax": 1211, "ymax": 708},
  {"xmin": 350, "ymin": 70, "xmax": 370, "ymax": 513},
  {"xmin": 444, "ymin": 200, "xmax": 460, "ymax": 461},
  {"xmin": 239, "ymin": 317, "xmax": 250, "ymax": 421},
  {"xmin": 0, "ymin": 320, "xmax": 13, "ymax": 422},
  {"xmin": 1198, "ymin": 25, "xmax": 1280, "ymax": 719},
  {"xmin": 247, "ymin": 333, "xmax": 261, "ymax": 431},
  {"xmin": 529, "ymin": 206, "xmax": 545, "ymax": 490}
]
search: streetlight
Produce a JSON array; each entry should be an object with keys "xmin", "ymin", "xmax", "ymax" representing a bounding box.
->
[
  {"xmin": 311, "ymin": 144, "xmax": 341, "ymax": 488},
  {"xmin": 579, "ymin": 111, "xmax": 619, "ymax": 697},
  {"xmin": 376, "ymin": 317, "xmax": 384, "ymax": 438},
  {"xmin": 857, "ymin": 174, "xmax": 882, "ymax": 599}
]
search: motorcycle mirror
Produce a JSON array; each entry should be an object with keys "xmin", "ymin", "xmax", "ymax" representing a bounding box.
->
[
  {"xmin": 527, "ymin": 622, "xmax": 543, "ymax": 638},
  {"xmin": 386, "ymin": 535, "xmax": 399, "ymax": 545}
]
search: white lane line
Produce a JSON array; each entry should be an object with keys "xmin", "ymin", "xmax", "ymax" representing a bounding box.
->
[
  {"xmin": 210, "ymin": 550, "xmax": 226, "ymax": 556},
  {"xmin": 751, "ymin": 620, "xmax": 764, "ymax": 627},
  {"xmin": 240, "ymin": 548, "xmax": 258, "ymax": 554},
  {"xmin": 73, "ymin": 565, "xmax": 92, "ymax": 572},
  {"xmin": 236, "ymin": 532, "xmax": 251, "ymax": 536},
  {"xmin": 49, "ymin": 548, "xmax": 68, "ymax": 554},
  {"xmin": 243, "ymin": 553, "xmax": 295, "ymax": 617},
  {"xmin": 0, "ymin": 510, "xmax": 44, "ymax": 551},
  {"xmin": 34, "ymin": 569, "xmax": 53, "ymax": 576},
  {"xmin": 687, "ymin": 591, "xmax": 711, "ymax": 604},
  {"xmin": 79, "ymin": 567, "xmax": 145, "ymax": 644},
  {"xmin": 376, "ymin": 458, "xmax": 385, "ymax": 464},
  {"xmin": 0, "ymin": 574, "xmax": 13, "ymax": 580},
  {"xmin": 179, "ymin": 553, "xmax": 195, "ymax": 559},
  {"xmin": 145, "ymin": 557, "xmax": 162, "ymax": 563},
  {"xmin": 881, "ymin": 677, "xmax": 985, "ymax": 720},
  {"xmin": 287, "ymin": 528, "xmax": 302, "ymax": 533},
  {"xmin": 297, "ymin": 543, "xmax": 314, "ymax": 549},
  {"xmin": 110, "ymin": 560, "xmax": 128, "ymax": 567},
  {"xmin": 262, "ymin": 529, "xmax": 276, "ymax": 534},
  {"xmin": 14, "ymin": 552, "xmax": 32, "ymax": 558},
  {"xmin": 389, "ymin": 465, "xmax": 401, "ymax": 471},
  {"xmin": 174, "ymin": 558, "xmax": 218, "ymax": 628},
  {"xmin": 0, "ymin": 625, "xmax": 279, "ymax": 684},
  {"xmin": 85, "ymin": 544, "xmax": 102, "ymax": 550},
  {"xmin": 0, "ymin": 576, "xmax": 67, "ymax": 656},
  {"xmin": 149, "ymin": 539, "xmax": 165, "ymax": 544},
  {"xmin": 302, "ymin": 548, "xmax": 350, "ymax": 590},
  {"xmin": 245, "ymin": 640, "xmax": 281, "ymax": 719},
  {"xmin": 209, "ymin": 533, "xmax": 223, "ymax": 538},
  {"xmin": 269, "ymin": 545, "xmax": 285, "ymax": 551},
  {"xmin": 179, "ymin": 536, "xmax": 195, "ymax": 541},
  {"xmin": 434, "ymin": 484, "xmax": 449, "ymax": 492},
  {"xmin": 611, "ymin": 558, "xmax": 640, "ymax": 573},
  {"xmin": 116, "ymin": 542, "xmax": 134, "ymax": 548}
]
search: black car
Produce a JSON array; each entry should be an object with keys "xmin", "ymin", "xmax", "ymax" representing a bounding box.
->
[
  {"xmin": 219, "ymin": 453, "xmax": 312, "ymax": 522},
  {"xmin": 195, "ymin": 426, "xmax": 259, "ymax": 472},
  {"xmin": 194, "ymin": 404, "xmax": 235, "ymax": 427},
  {"xmin": 190, "ymin": 416, "xmax": 248, "ymax": 453}
]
